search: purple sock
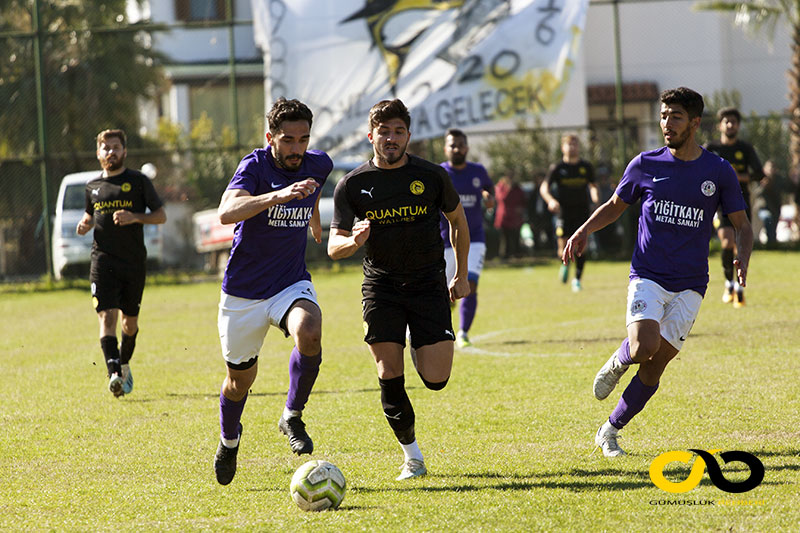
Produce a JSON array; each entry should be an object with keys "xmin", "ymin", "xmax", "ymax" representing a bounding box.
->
[
  {"xmin": 219, "ymin": 389, "xmax": 247, "ymax": 441},
  {"xmin": 616, "ymin": 337, "xmax": 634, "ymax": 365},
  {"xmin": 460, "ymin": 292, "xmax": 478, "ymax": 333},
  {"xmin": 608, "ymin": 373, "xmax": 659, "ymax": 429},
  {"xmin": 286, "ymin": 347, "xmax": 321, "ymax": 412}
]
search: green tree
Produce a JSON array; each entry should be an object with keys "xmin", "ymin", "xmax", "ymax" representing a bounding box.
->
[
  {"xmin": 0, "ymin": 0, "xmax": 165, "ymax": 160},
  {"xmin": 694, "ymin": 1, "xmax": 800, "ymax": 173}
]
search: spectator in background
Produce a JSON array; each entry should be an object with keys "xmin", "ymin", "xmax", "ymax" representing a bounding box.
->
[
  {"xmin": 755, "ymin": 160, "xmax": 784, "ymax": 247},
  {"xmin": 494, "ymin": 173, "xmax": 526, "ymax": 260},
  {"xmin": 528, "ymin": 171, "xmax": 555, "ymax": 254}
]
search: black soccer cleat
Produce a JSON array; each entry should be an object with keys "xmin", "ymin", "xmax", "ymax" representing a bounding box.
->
[
  {"xmin": 214, "ymin": 427, "xmax": 242, "ymax": 485},
  {"xmin": 278, "ymin": 416, "xmax": 313, "ymax": 455}
]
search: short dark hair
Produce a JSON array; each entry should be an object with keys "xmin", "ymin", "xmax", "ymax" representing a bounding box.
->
[
  {"xmin": 717, "ymin": 106, "xmax": 741, "ymax": 123},
  {"xmin": 267, "ymin": 97, "xmax": 313, "ymax": 134},
  {"xmin": 445, "ymin": 128, "xmax": 467, "ymax": 142},
  {"xmin": 96, "ymin": 129, "xmax": 127, "ymax": 148},
  {"xmin": 660, "ymin": 87, "xmax": 704, "ymax": 119},
  {"xmin": 368, "ymin": 99, "xmax": 411, "ymax": 130}
]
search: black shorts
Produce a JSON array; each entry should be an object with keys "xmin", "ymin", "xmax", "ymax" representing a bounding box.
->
[
  {"xmin": 90, "ymin": 254, "xmax": 146, "ymax": 316},
  {"xmin": 717, "ymin": 206, "xmax": 751, "ymax": 229},
  {"xmin": 362, "ymin": 272, "xmax": 454, "ymax": 350},
  {"xmin": 555, "ymin": 211, "xmax": 588, "ymax": 239}
]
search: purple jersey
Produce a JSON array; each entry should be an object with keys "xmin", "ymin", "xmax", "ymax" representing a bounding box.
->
[
  {"xmin": 222, "ymin": 148, "xmax": 332, "ymax": 300},
  {"xmin": 439, "ymin": 161, "xmax": 494, "ymax": 246},
  {"xmin": 616, "ymin": 146, "xmax": 745, "ymax": 296}
]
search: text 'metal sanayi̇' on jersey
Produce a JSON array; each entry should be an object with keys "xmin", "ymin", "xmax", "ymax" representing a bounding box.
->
[
  {"xmin": 84, "ymin": 168, "xmax": 163, "ymax": 264},
  {"xmin": 616, "ymin": 147, "xmax": 746, "ymax": 297},
  {"xmin": 332, "ymin": 154, "xmax": 460, "ymax": 280},
  {"xmin": 222, "ymin": 148, "xmax": 332, "ymax": 300}
]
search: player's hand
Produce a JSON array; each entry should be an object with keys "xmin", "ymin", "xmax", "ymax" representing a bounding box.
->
[
  {"xmin": 547, "ymin": 198, "xmax": 561, "ymax": 214},
  {"xmin": 734, "ymin": 257, "xmax": 748, "ymax": 287},
  {"xmin": 351, "ymin": 219, "xmax": 371, "ymax": 247},
  {"xmin": 561, "ymin": 229, "xmax": 586, "ymax": 265},
  {"xmin": 449, "ymin": 276, "xmax": 471, "ymax": 302},
  {"xmin": 113, "ymin": 209, "xmax": 138, "ymax": 226},
  {"xmin": 76, "ymin": 219, "xmax": 92, "ymax": 235},
  {"xmin": 277, "ymin": 179, "xmax": 318, "ymax": 203}
]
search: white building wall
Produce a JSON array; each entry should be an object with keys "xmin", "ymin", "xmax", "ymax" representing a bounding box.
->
[{"xmin": 583, "ymin": 1, "xmax": 792, "ymax": 117}]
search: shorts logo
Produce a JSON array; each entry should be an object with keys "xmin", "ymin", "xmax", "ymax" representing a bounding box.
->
[
  {"xmin": 91, "ymin": 282, "xmax": 97, "ymax": 295},
  {"xmin": 362, "ymin": 321, "xmax": 369, "ymax": 335},
  {"xmin": 701, "ymin": 180, "xmax": 716, "ymax": 197},
  {"xmin": 409, "ymin": 180, "xmax": 425, "ymax": 195},
  {"xmin": 649, "ymin": 449, "xmax": 764, "ymax": 494},
  {"xmin": 631, "ymin": 299, "xmax": 647, "ymax": 314},
  {"xmin": 121, "ymin": 182, "xmax": 131, "ymax": 192},
  {"xmin": 472, "ymin": 177, "xmax": 481, "ymax": 188}
]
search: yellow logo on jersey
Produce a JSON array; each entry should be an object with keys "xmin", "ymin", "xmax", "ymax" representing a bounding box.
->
[
  {"xmin": 410, "ymin": 180, "xmax": 425, "ymax": 195},
  {"xmin": 579, "ymin": 167, "xmax": 586, "ymax": 175},
  {"xmin": 121, "ymin": 182, "xmax": 131, "ymax": 192},
  {"xmin": 735, "ymin": 151, "xmax": 744, "ymax": 160}
]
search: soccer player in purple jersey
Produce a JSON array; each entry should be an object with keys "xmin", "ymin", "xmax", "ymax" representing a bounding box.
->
[
  {"xmin": 329, "ymin": 99, "xmax": 470, "ymax": 480},
  {"xmin": 562, "ymin": 87, "xmax": 753, "ymax": 457},
  {"xmin": 439, "ymin": 129, "xmax": 495, "ymax": 348},
  {"xmin": 212, "ymin": 98, "xmax": 333, "ymax": 485}
]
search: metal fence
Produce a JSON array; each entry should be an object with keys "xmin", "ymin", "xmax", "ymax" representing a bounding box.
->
[{"xmin": 1, "ymin": 1, "xmax": 796, "ymax": 280}]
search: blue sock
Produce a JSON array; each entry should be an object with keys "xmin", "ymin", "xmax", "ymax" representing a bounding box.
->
[
  {"xmin": 219, "ymin": 389, "xmax": 246, "ymax": 441},
  {"xmin": 286, "ymin": 347, "xmax": 321, "ymax": 412},
  {"xmin": 460, "ymin": 292, "xmax": 477, "ymax": 333},
  {"xmin": 617, "ymin": 337, "xmax": 634, "ymax": 365},
  {"xmin": 608, "ymin": 373, "xmax": 659, "ymax": 429}
]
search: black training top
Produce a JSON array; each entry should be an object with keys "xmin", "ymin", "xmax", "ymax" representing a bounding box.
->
[
  {"xmin": 84, "ymin": 168, "xmax": 163, "ymax": 264},
  {"xmin": 545, "ymin": 159, "xmax": 596, "ymax": 212},
  {"xmin": 705, "ymin": 139, "xmax": 764, "ymax": 205},
  {"xmin": 331, "ymin": 154, "xmax": 461, "ymax": 281}
]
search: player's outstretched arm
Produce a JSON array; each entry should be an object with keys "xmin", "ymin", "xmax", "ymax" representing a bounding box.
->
[
  {"xmin": 444, "ymin": 204, "xmax": 471, "ymax": 301},
  {"xmin": 728, "ymin": 210, "xmax": 753, "ymax": 287},
  {"xmin": 327, "ymin": 221, "xmax": 371, "ymax": 260},
  {"xmin": 562, "ymin": 193, "xmax": 628, "ymax": 264},
  {"xmin": 218, "ymin": 179, "xmax": 319, "ymax": 224}
]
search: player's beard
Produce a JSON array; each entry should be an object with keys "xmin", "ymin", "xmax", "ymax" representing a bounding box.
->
[
  {"xmin": 449, "ymin": 152, "xmax": 466, "ymax": 166},
  {"xmin": 664, "ymin": 127, "xmax": 690, "ymax": 150},
  {"xmin": 102, "ymin": 154, "xmax": 124, "ymax": 172},
  {"xmin": 276, "ymin": 152, "xmax": 304, "ymax": 172},
  {"xmin": 377, "ymin": 140, "xmax": 408, "ymax": 166}
]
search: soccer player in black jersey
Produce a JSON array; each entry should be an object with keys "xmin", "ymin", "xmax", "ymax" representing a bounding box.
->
[
  {"xmin": 328, "ymin": 99, "xmax": 470, "ymax": 480},
  {"xmin": 540, "ymin": 134, "xmax": 599, "ymax": 291},
  {"xmin": 705, "ymin": 107, "xmax": 763, "ymax": 307},
  {"xmin": 77, "ymin": 129, "xmax": 166, "ymax": 397}
]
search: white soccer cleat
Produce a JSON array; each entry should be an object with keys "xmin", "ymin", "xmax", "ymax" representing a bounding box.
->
[
  {"xmin": 593, "ymin": 349, "xmax": 630, "ymax": 400},
  {"xmin": 396, "ymin": 458, "xmax": 427, "ymax": 480},
  {"xmin": 121, "ymin": 364, "xmax": 133, "ymax": 394},
  {"xmin": 595, "ymin": 423, "xmax": 626, "ymax": 457},
  {"xmin": 108, "ymin": 373, "xmax": 124, "ymax": 398},
  {"xmin": 456, "ymin": 330, "xmax": 472, "ymax": 348}
]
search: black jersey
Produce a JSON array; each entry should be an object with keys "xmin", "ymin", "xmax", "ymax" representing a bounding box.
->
[
  {"xmin": 545, "ymin": 159, "xmax": 595, "ymax": 211},
  {"xmin": 331, "ymin": 154, "xmax": 461, "ymax": 281},
  {"xmin": 84, "ymin": 168, "xmax": 163, "ymax": 264},
  {"xmin": 705, "ymin": 139, "xmax": 764, "ymax": 205}
]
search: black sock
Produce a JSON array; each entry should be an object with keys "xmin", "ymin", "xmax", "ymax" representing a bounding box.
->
[
  {"xmin": 120, "ymin": 329, "xmax": 138, "ymax": 365},
  {"xmin": 379, "ymin": 375, "xmax": 416, "ymax": 444},
  {"xmin": 721, "ymin": 248, "xmax": 734, "ymax": 282},
  {"xmin": 100, "ymin": 336, "xmax": 121, "ymax": 377},
  {"xmin": 575, "ymin": 255, "xmax": 586, "ymax": 280}
]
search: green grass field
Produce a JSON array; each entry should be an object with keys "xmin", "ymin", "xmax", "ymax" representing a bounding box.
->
[{"xmin": 2, "ymin": 251, "xmax": 799, "ymax": 532}]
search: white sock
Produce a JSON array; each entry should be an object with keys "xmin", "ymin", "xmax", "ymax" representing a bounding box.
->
[
  {"xmin": 600, "ymin": 420, "xmax": 618, "ymax": 436},
  {"xmin": 725, "ymin": 280, "xmax": 735, "ymax": 290},
  {"xmin": 733, "ymin": 281, "xmax": 741, "ymax": 292},
  {"xmin": 221, "ymin": 435, "xmax": 240, "ymax": 448},
  {"xmin": 401, "ymin": 440, "xmax": 423, "ymax": 462},
  {"xmin": 283, "ymin": 407, "xmax": 301, "ymax": 420}
]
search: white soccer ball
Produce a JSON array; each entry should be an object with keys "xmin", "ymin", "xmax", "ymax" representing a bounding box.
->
[{"xmin": 290, "ymin": 460, "xmax": 346, "ymax": 511}]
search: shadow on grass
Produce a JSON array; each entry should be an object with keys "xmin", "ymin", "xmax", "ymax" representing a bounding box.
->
[{"xmin": 165, "ymin": 387, "xmax": 384, "ymax": 400}]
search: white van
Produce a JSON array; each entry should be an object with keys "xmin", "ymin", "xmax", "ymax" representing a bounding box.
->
[{"xmin": 52, "ymin": 170, "xmax": 162, "ymax": 279}]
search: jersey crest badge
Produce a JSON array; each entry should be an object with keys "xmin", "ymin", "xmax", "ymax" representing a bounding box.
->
[
  {"xmin": 121, "ymin": 182, "xmax": 131, "ymax": 192},
  {"xmin": 410, "ymin": 180, "xmax": 425, "ymax": 195},
  {"xmin": 631, "ymin": 299, "xmax": 647, "ymax": 314},
  {"xmin": 701, "ymin": 180, "xmax": 716, "ymax": 197},
  {"xmin": 472, "ymin": 177, "xmax": 481, "ymax": 188}
]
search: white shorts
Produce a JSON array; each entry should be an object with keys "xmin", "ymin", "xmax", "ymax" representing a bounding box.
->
[
  {"xmin": 218, "ymin": 280, "xmax": 318, "ymax": 367},
  {"xmin": 626, "ymin": 278, "xmax": 703, "ymax": 351},
  {"xmin": 444, "ymin": 242, "xmax": 486, "ymax": 283}
]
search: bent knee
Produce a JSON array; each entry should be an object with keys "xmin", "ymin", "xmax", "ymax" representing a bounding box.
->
[
  {"xmin": 630, "ymin": 337, "xmax": 660, "ymax": 362},
  {"xmin": 420, "ymin": 375, "xmax": 449, "ymax": 391}
]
